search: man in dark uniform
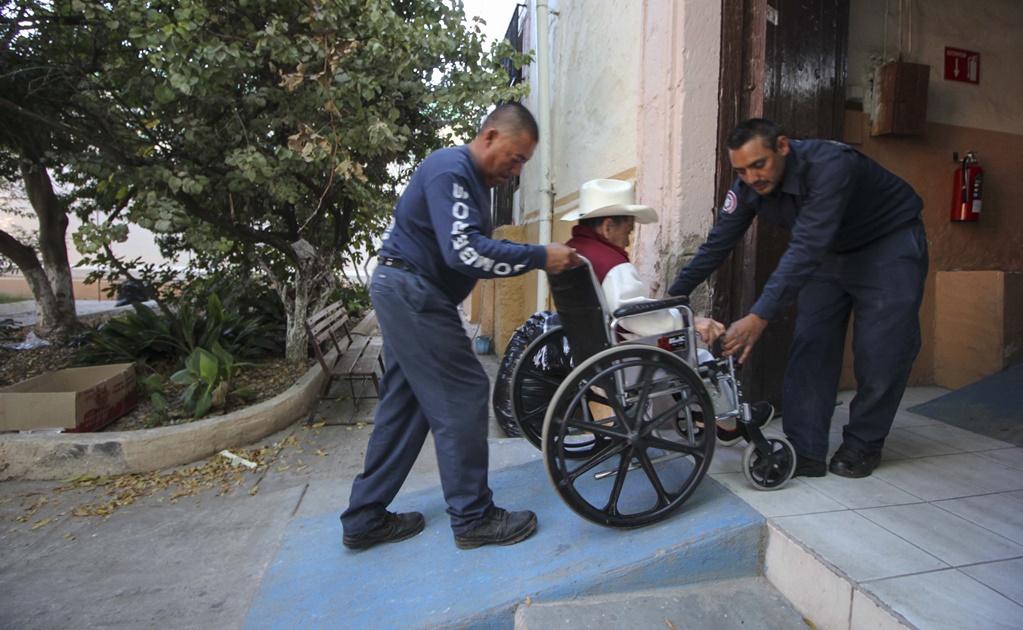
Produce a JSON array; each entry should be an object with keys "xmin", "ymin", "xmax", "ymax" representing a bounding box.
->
[
  {"xmin": 341, "ymin": 103, "xmax": 578, "ymax": 551},
  {"xmin": 668, "ymin": 118, "xmax": 928, "ymax": 479}
]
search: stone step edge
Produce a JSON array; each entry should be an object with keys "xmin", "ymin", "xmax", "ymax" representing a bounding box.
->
[
  {"xmin": 763, "ymin": 521, "xmax": 915, "ymax": 630},
  {"xmin": 508, "ymin": 523, "xmax": 916, "ymax": 630},
  {"xmin": 512, "ymin": 575, "xmax": 806, "ymax": 630}
]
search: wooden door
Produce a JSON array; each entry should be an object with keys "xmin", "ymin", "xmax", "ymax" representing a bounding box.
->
[{"xmin": 713, "ymin": 0, "xmax": 849, "ymax": 409}]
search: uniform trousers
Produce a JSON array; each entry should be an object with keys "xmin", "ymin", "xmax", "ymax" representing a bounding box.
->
[
  {"xmin": 782, "ymin": 219, "xmax": 928, "ymax": 461},
  {"xmin": 340, "ymin": 265, "xmax": 494, "ymax": 536}
]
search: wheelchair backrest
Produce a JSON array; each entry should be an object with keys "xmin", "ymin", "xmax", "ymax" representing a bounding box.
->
[{"xmin": 548, "ymin": 258, "xmax": 613, "ymax": 365}]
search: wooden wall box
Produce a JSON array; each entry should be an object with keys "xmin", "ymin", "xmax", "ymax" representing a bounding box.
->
[{"xmin": 871, "ymin": 61, "xmax": 930, "ymax": 137}]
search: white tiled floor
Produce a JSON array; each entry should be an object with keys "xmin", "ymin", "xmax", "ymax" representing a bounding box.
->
[{"xmin": 710, "ymin": 388, "xmax": 1023, "ymax": 630}]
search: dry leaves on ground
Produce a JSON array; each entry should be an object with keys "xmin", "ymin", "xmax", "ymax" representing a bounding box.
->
[{"xmin": 7, "ymin": 434, "xmax": 304, "ymax": 533}]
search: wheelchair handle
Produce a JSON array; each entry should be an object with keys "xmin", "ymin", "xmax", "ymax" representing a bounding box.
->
[{"xmin": 612, "ymin": 295, "xmax": 690, "ymax": 318}]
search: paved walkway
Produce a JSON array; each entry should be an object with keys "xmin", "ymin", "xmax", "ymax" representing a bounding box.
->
[
  {"xmin": 712, "ymin": 387, "xmax": 1023, "ymax": 629},
  {"xmin": 0, "ymin": 318, "xmax": 1021, "ymax": 628}
]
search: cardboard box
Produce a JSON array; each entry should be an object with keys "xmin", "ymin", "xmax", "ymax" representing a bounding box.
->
[{"xmin": 0, "ymin": 363, "xmax": 138, "ymax": 432}]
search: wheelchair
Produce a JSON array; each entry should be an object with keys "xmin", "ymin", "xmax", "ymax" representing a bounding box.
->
[{"xmin": 506, "ymin": 261, "xmax": 796, "ymax": 528}]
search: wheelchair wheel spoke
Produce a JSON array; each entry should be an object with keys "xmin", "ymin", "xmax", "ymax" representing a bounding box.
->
[
  {"xmin": 557, "ymin": 382, "xmax": 627, "ymax": 438},
  {"xmin": 585, "ymin": 387, "xmax": 612, "ymax": 408},
  {"xmin": 642, "ymin": 433, "xmax": 706, "ymax": 458},
  {"xmin": 518, "ymin": 403, "xmax": 546, "ymax": 427},
  {"xmin": 566, "ymin": 417, "xmax": 625, "ymax": 440},
  {"xmin": 635, "ymin": 450, "xmax": 673, "ymax": 508},
  {"xmin": 511, "ymin": 327, "xmax": 571, "ymax": 450},
  {"xmin": 519, "ymin": 365, "xmax": 565, "ymax": 389},
  {"xmin": 751, "ymin": 458, "xmax": 773, "ymax": 478},
  {"xmin": 631, "ymin": 363, "xmax": 657, "ymax": 414},
  {"xmin": 587, "ymin": 372, "xmax": 632, "ymax": 426},
  {"xmin": 562, "ymin": 441, "xmax": 630, "ymax": 484},
  {"xmin": 639, "ymin": 398, "xmax": 688, "ymax": 437},
  {"xmin": 600, "ymin": 450, "xmax": 634, "ymax": 515},
  {"xmin": 742, "ymin": 438, "xmax": 796, "ymax": 490}
]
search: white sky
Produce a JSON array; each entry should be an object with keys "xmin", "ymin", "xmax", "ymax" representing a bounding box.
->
[{"xmin": 460, "ymin": 0, "xmax": 522, "ymax": 49}]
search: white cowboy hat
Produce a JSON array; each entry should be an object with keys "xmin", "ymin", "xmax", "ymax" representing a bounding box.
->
[{"xmin": 559, "ymin": 179, "xmax": 658, "ymax": 224}]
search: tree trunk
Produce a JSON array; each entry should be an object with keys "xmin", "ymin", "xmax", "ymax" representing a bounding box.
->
[
  {"xmin": 260, "ymin": 249, "xmax": 336, "ymax": 364},
  {"xmin": 0, "ymin": 225, "xmax": 65, "ymax": 331},
  {"xmin": 15, "ymin": 144, "xmax": 78, "ymax": 333},
  {"xmin": 285, "ymin": 278, "xmax": 312, "ymax": 363}
]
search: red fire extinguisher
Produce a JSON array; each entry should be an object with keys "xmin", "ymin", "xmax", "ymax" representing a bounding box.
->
[{"xmin": 950, "ymin": 151, "xmax": 983, "ymax": 222}]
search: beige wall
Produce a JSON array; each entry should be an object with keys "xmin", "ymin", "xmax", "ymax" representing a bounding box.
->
[
  {"xmin": 849, "ymin": 0, "xmax": 1023, "ymax": 135},
  {"xmin": 491, "ymin": 0, "xmax": 649, "ymax": 348},
  {"xmin": 840, "ymin": 0, "xmax": 1023, "ymax": 386},
  {"xmin": 500, "ymin": 0, "xmax": 723, "ymax": 337},
  {"xmin": 0, "ymin": 274, "xmax": 117, "ymax": 302},
  {"xmin": 517, "ymin": 0, "xmax": 645, "ymax": 226},
  {"xmin": 840, "ymin": 116, "xmax": 1023, "ymax": 387},
  {"xmin": 633, "ymin": 0, "xmax": 723, "ymax": 316}
]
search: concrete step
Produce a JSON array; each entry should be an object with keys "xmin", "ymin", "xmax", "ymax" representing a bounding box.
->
[
  {"xmin": 243, "ymin": 457, "xmax": 767, "ymax": 629},
  {"xmin": 513, "ymin": 576, "xmax": 808, "ymax": 630}
]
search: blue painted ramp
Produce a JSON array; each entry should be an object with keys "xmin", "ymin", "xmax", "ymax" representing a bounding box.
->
[{"xmin": 244, "ymin": 460, "xmax": 764, "ymax": 630}]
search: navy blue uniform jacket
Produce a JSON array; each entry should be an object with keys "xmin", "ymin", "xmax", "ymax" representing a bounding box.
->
[
  {"xmin": 668, "ymin": 140, "xmax": 923, "ymax": 321},
  {"xmin": 378, "ymin": 145, "xmax": 547, "ymax": 304}
]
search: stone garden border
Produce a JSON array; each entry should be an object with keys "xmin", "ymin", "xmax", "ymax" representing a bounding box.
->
[{"xmin": 0, "ymin": 313, "xmax": 377, "ymax": 482}]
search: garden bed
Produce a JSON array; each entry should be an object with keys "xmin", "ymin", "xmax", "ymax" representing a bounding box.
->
[{"xmin": 1, "ymin": 333, "xmax": 312, "ymax": 432}]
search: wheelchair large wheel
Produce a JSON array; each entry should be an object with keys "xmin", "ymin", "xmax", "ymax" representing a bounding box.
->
[
  {"xmin": 510, "ymin": 327, "xmax": 575, "ymax": 452},
  {"xmin": 742, "ymin": 437, "xmax": 796, "ymax": 490},
  {"xmin": 542, "ymin": 345, "xmax": 716, "ymax": 528}
]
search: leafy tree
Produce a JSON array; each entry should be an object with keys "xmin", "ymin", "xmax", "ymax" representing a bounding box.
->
[
  {"xmin": 0, "ymin": 0, "xmax": 102, "ymax": 333},
  {"xmin": 1, "ymin": 0, "xmax": 528, "ymax": 358}
]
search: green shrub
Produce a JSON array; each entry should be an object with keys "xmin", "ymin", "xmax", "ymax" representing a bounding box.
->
[
  {"xmin": 75, "ymin": 291, "xmax": 284, "ymax": 368},
  {"xmin": 336, "ymin": 279, "xmax": 370, "ymax": 317},
  {"xmin": 137, "ymin": 373, "xmax": 170, "ymax": 427},
  {"xmin": 171, "ymin": 343, "xmax": 255, "ymax": 419},
  {"xmin": 74, "ymin": 302, "xmax": 186, "ymax": 367}
]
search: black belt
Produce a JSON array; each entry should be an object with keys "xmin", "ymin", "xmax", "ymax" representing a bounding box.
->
[{"xmin": 378, "ymin": 256, "xmax": 408, "ymax": 270}]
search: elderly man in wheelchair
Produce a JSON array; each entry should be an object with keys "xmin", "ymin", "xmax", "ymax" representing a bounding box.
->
[{"xmin": 504, "ymin": 180, "xmax": 796, "ymax": 529}]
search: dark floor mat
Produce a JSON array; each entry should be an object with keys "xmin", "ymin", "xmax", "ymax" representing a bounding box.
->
[{"xmin": 909, "ymin": 363, "xmax": 1023, "ymax": 448}]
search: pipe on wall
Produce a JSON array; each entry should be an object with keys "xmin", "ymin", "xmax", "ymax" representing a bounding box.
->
[{"xmin": 533, "ymin": 0, "xmax": 553, "ymax": 310}]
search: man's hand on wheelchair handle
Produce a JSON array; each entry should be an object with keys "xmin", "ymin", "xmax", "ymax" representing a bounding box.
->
[
  {"xmin": 722, "ymin": 313, "xmax": 768, "ymax": 364},
  {"xmin": 543, "ymin": 243, "xmax": 582, "ymax": 274},
  {"xmin": 694, "ymin": 317, "xmax": 726, "ymax": 345}
]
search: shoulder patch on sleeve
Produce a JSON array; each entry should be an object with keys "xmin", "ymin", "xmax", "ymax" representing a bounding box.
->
[{"xmin": 721, "ymin": 190, "xmax": 738, "ymax": 215}]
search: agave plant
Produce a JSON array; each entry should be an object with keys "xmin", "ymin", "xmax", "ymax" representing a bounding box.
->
[
  {"xmin": 170, "ymin": 342, "xmax": 255, "ymax": 420},
  {"xmin": 75, "ymin": 292, "xmax": 284, "ymax": 368}
]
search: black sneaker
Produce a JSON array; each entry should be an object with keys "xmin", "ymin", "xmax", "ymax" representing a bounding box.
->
[
  {"xmin": 793, "ymin": 455, "xmax": 827, "ymax": 478},
  {"xmin": 829, "ymin": 443, "xmax": 882, "ymax": 478},
  {"xmin": 453, "ymin": 507, "xmax": 538, "ymax": 550},
  {"xmin": 342, "ymin": 511, "xmax": 425, "ymax": 550},
  {"xmin": 717, "ymin": 401, "xmax": 774, "ymax": 446}
]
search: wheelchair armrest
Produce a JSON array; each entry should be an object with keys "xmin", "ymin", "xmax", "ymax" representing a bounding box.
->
[{"xmin": 612, "ymin": 295, "xmax": 690, "ymax": 319}]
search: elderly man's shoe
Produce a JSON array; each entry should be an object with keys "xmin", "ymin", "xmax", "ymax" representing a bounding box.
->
[
  {"xmin": 829, "ymin": 444, "xmax": 882, "ymax": 478},
  {"xmin": 454, "ymin": 507, "xmax": 537, "ymax": 550},
  {"xmin": 793, "ymin": 455, "xmax": 827, "ymax": 478},
  {"xmin": 343, "ymin": 511, "xmax": 425, "ymax": 550}
]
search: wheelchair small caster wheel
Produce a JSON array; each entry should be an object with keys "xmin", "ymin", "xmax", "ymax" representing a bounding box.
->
[{"xmin": 742, "ymin": 437, "xmax": 796, "ymax": 491}]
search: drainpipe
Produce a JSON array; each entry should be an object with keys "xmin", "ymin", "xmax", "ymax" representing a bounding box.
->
[{"xmin": 534, "ymin": 0, "xmax": 553, "ymax": 310}]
